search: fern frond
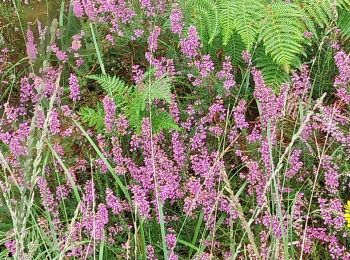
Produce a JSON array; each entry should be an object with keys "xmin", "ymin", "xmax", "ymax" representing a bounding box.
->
[
  {"xmin": 297, "ymin": 6, "xmax": 317, "ymax": 37},
  {"xmin": 87, "ymin": 74, "xmax": 132, "ymax": 101},
  {"xmin": 79, "ymin": 103, "xmax": 105, "ymax": 132},
  {"xmin": 187, "ymin": 0, "xmax": 219, "ymax": 44},
  {"xmin": 254, "ymin": 47, "xmax": 290, "ymax": 89},
  {"xmin": 125, "ymin": 92, "xmax": 145, "ymax": 132},
  {"xmin": 261, "ymin": 3, "xmax": 305, "ymax": 71},
  {"xmin": 224, "ymin": 33, "xmax": 246, "ymax": 65},
  {"xmin": 151, "ymin": 111, "xmax": 180, "ymax": 133},
  {"xmin": 337, "ymin": 0, "xmax": 350, "ymax": 11},
  {"xmin": 219, "ymin": 0, "xmax": 236, "ymax": 45},
  {"xmin": 301, "ymin": 0, "xmax": 333, "ymax": 28},
  {"xmin": 142, "ymin": 75, "xmax": 172, "ymax": 104},
  {"xmin": 339, "ymin": 9, "xmax": 350, "ymax": 40},
  {"xmin": 234, "ymin": 0, "xmax": 265, "ymax": 51}
]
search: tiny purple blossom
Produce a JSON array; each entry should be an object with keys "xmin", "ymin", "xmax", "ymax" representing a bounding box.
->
[
  {"xmin": 68, "ymin": 73, "xmax": 80, "ymax": 101},
  {"xmin": 170, "ymin": 6, "xmax": 183, "ymax": 35},
  {"xmin": 103, "ymin": 96, "xmax": 116, "ymax": 132},
  {"xmin": 148, "ymin": 26, "xmax": 161, "ymax": 53},
  {"xmin": 26, "ymin": 28, "xmax": 38, "ymax": 61},
  {"xmin": 180, "ymin": 26, "xmax": 200, "ymax": 58}
]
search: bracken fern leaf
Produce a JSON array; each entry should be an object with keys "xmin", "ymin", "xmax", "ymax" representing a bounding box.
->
[
  {"xmin": 224, "ymin": 33, "xmax": 246, "ymax": 65},
  {"xmin": 254, "ymin": 47, "xmax": 290, "ymax": 89},
  {"xmin": 339, "ymin": 9, "xmax": 350, "ymax": 40},
  {"xmin": 337, "ymin": 0, "xmax": 350, "ymax": 11},
  {"xmin": 79, "ymin": 102, "xmax": 105, "ymax": 133},
  {"xmin": 151, "ymin": 110, "xmax": 180, "ymax": 134},
  {"xmin": 187, "ymin": 0, "xmax": 219, "ymax": 44},
  {"xmin": 261, "ymin": 3, "xmax": 305, "ymax": 71},
  {"xmin": 234, "ymin": 0, "xmax": 265, "ymax": 51},
  {"xmin": 300, "ymin": 0, "xmax": 333, "ymax": 28},
  {"xmin": 219, "ymin": 0, "xmax": 236, "ymax": 45},
  {"xmin": 87, "ymin": 74, "xmax": 131, "ymax": 100},
  {"xmin": 142, "ymin": 75, "xmax": 172, "ymax": 105}
]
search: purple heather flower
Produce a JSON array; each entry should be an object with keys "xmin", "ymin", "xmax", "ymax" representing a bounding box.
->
[
  {"xmin": 49, "ymin": 109, "xmax": 61, "ymax": 134},
  {"xmin": 286, "ymin": 149, "xmax": 303, "ymax": 178},
  {"xmin": 241, "ymin": 50, "xmax": 252, "ymax": 65},
  {"xmin": 106, "ymin": 188, "xmax": 126, "ymax": 214},
  {"xmin": 252, "ymin": 68, "xmax": 287, "ymax": 126},
  {"xmin": 292, "ymin": 65, "xmax": 311, "ymax": 98},
  {"xmin": 262, "ymin": 212, "xmax": 283, "ymax": 238},
  {"xmin": 26, "ymin": 28, "xmax": 38, "ymax": 61},
  {"xmin": 166, "ymin": 230, "xmax": 177, "ymax": 250},
  {"xmin": 96, "ymin": 158, "xmax": 108, "ymax": 174},
  {"xmin": 319, "ymin": 198, "xmax": 345, "ymax": 231},
  {"xmin": 169, "ymin": 95, "xmax": 180, "ymax": 123},
  {"xmin": 5, "ymin": 240, "xmax": 16, "ymax": 256},
  {"xmin": 71, "ymin": 32, "xmax": 84, "ymax": 51},
  {"xmin": 37, "ymin": 176, "xmax": 58, "ymax": 216},
  {"xmin": 9, "ymin": 135, "xmax": 27, "ymax": 157},
  {"xmin": 180, "ymin": 26, "xmax": 201, "ymax": 58},
  {"xmin": 132, "ymin": 64, "xmax": 144, "ymax": 84},
  {"xmin": 321, "ymin": 155, "xmax": 339, "ymax": 194},
  {"xmin": 91, "ymin": 203, "xmax": 109, "ymax": 240},
  {"xmin": 304, "ymin": 31, "xmax": 313, "ymax": 38},
  {"xmin": 115, "ymin": 114, "xmax": 129, "ymax": 135},
  {"xmin": 168, "ymin": 252, "xmax": 179, "ymax": 260},
  {"xmin": 170, "ymin": 6, "xmax": 183, "ymax": 35},
  {"xmin": 139, "ymin": 0, "xmax": 156, "ymax": 17},
  {"xmin": 131, "ymin": 185, "xmax": 151, "ymax": 218},
  {"xmin": 68, "ymin": 73, "xmax": 80, "ymax": 101},
  {"xmin": 148, "ymin": 56, "xmax": 176, "ymax": 78},
  {"xmin": 147, "ymin": 245, "xmax": 157, "ymax": 260},
  {"xmin": 334, "ymin": 50, "xmax": 350, "ymax": 87},
  {"xmin": 37, "ymin": 21, "xmax": 47, "ymax": 42},
  {"xmin": 193, "ymin": 54, "xmax": 214, "ymax": 78},
  {"xmin": 171, "ymin": 132, "xmax": 186, "ymax": 169},
  {"xmin": 217, "ymin": 56, "xmax": 235, "ymax": 92},
  {"xmin": 103, "ymin": 95, "xmax": 116, "ymax": 132},
  {"xmin": 334, "ymin": 50, "xmax": 350, "ymax": 104},
  {"xmin": 148, "ymin": 26, "xmax": 161, "ymax": 53},
  {"xmin": 240, "ymin": 160, "xmax": 266, "ymax": 206},
  {"xmin": 190, "ymin": 129, "xmax": 206, "ymax": 150},
  {"xmin": 51, "ymin": 44, "xmax": 68, "ymax": 63},
  {"xmin": 56, "ymin": 185, "xmax": 69, "ymax": 200},
  {"xmin": 20, "ymin": 76, "xmax": 34, "ymax": 105},
  {"xmin": 3, "ymin": 103, "xmax": 19, "ymax": 123},
  {"xmin": 72, "ymin": 0, "xmax": 84, "ymax": 17},
  {"xmin": 83, "ymin": 180, "xmax": 95, "ymax": 204},
  {"xmin": 328, "ymin": 235, "xmax": 349, "ymax": 259},
  {"xmin": 233, "ymin": 100, "xmax": 249, "ymax": 129},
  {"xmin": 132, "ymin": 29, "xmax": 144, "ymax": 40}
]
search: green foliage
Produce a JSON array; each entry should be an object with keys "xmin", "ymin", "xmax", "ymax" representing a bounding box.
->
[
  {"xmin": 142, "ymin": 74, "xmax": 172, "ymax": 104},
  {"xmin": 232, "ymin": 0, "xmax": 265, "ymax": 51},
  {"xmin": 86, "ymin": 74, "xmax": 132, "ymax": 106},
  {"xmin": 218, "ymin": 0, "xmax": 236, "ymax": 46},
  {"xmin": 299, "ymin": 0, "xmax": 334, "ymax": 28},
  {"xmin": 124, "ymin": 91, "xmax": 145, "ymax": 132},
  {"xmin": 79, "ymin": 103, "xmax": 105, "ymax": 133},
  {"xmin": 339, "ymin": 9, "xmax": 350, "ymax": 40},
  {"xmin": 261, "ymin": 3, "xmax": 306, "ymax": 71},
  {"xmin": 254, "ymin": 47, "xmax": 289, "ymax": 88},
  {"xmin": 224, "ymin": 33, "xmax": 246, "ymax": 65},
  {"xmin": 186, "ymin": 0, "xmax": 349, "ymax": 80},
  {"xmin": 187, "ymin": 0, "xmax": 219, "ymax": 44},
  {"xmin": 84, "ymin": 73, "xmax": 178, "ymax": 134},
  {"xmin": 337, "ymin": 0, "xmax": 350, "ymax": 10},
  {"xmin": 151, "ymin": 110, "xmax": 181, "ymax": 133}
]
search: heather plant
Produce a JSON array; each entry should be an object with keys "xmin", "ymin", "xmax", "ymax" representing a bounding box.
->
[{"xmin": 1, "ymin": 0, "xmax": 350, "ymax": 260}]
